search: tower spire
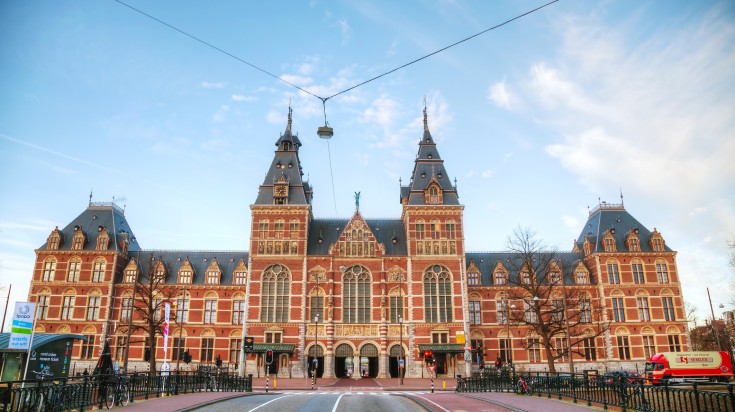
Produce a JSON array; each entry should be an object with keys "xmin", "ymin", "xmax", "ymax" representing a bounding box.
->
[
  {"xmin": 423, "ymin": 97, "xmax": 429, "ymax": 132},
  {"xmin": 286, "ymin": 104, "xmax": 293, "ymax": 135}
]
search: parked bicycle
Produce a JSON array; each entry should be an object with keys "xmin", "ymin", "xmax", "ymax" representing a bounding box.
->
[
  {"xmin": 104, "ymin": 375, "xmax": 130, "ymax": 409},
  {"xmin": 516, "ymin": 374, "xmax": 534, "ymax": 395}
]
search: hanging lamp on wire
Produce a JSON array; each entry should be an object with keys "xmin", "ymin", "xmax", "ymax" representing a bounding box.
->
[{"xmin": 317, "ymin": 97, "xmax": 333, "ymax": 139}]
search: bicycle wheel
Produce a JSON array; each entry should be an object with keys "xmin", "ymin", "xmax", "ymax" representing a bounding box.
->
[
  {"xmin": 119, "ymin": 384, "xmax": 130, "ymax": 406},
  {"xmin": 516, "ymin": 381, "xmax": 523, "ymax": 394},
  {"xmin": 526, "ymin": 384, "xmax": 534, "ymax": 396},
  {"xmin": 104, "ymin": 387, "xmax": 116, "ymax": 409}
]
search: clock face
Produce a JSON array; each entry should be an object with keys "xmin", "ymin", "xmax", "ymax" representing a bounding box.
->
[{"xmin": 275, "ymin": 185, "xmax": 287, "ymax": 196}]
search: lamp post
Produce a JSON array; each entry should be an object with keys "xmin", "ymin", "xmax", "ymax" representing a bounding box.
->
[
  {"xmin": 175, "ymin": 288, "xmax": 187, "ymax": 371},
  {"xmin": 399, "ymin": 314, "xmax": 404, "ymax": 385},
  {"xmin": 312, "ymin": 271, "xmax": 320, "ymax": 388},
  {"xmin": 505, "ymin": 300, "xmax": 516, "ymax": 364}
]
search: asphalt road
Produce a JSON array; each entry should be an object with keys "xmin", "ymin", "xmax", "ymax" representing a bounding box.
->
[{"xmin": 192, "ymin": 392, "xmax": 429, "ymax": 412}]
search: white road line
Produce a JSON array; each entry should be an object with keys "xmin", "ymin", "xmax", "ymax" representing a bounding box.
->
[
  {"xmin": 413, "ymin": 394, "xmax": 450, "ymax": 412},
  {"xmin": 247, "ymin": 394, "xmax": 290, "ymax": 412},
  {"xmin": 331, "ymin": 393, "xmax": 346, "ymax": 412}
]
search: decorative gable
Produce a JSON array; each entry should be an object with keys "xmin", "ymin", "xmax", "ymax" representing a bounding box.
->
[
  {"xmin": 47, "ymin": 226, "xmax": 62, "ymax": 250},
  {"xmin": 625, "ymin": 229, "xmax": 641, "ymax": 252},
  {"xmin": 649, "ymin": 228, "xmax": 665, "ymax": 252},
  {"xmin": 178, "ymin": 258, "xmax": 194, "ymax": 284},
  {"xmin": 309, "ymin": 265, "xmax": 327, "ymax": 282},
  {"xmin": 601, "ymin": 229, "xmax": 617, "ymax": 252},
  {"xmin": 205, "ymin": 258, "xmax": 222, "ymax": 284},
  {"xmin": 424, "ymin": 177, "xmax": 443, "ymax": 205},
  {"xmin": 96, "ymin": 225, "xmax": 110, "ymax": 250},
  {"xmin": 332, "ymin": 214, "xmax": 385, "ymax": 257},
  {"xmin": 71, "ymin": 225, "xmax": 86, "ymax": 250},
  {"xmin": 387, "ymin": 265, "xmax": 405, "ymax": 282},
  {"xmin": 492, "ymin": 260, "xmax": 508, "ymax": 285}
]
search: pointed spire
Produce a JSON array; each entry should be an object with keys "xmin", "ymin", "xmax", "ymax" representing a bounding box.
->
[
  {"xmin": 89, "ymin": 189, "xmax": 93, "ymax": 205},
  {"xmin": 286, "ymin": 104, "xmax": 293, "ymax": 135},
  {"xmin": 423, "ymin": 97, "xmax": 429, "ymax": 132}
]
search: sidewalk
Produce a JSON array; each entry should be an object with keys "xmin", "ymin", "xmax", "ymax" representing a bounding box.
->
[{"xmin": 119, "ymin": 377, "xmax": 605, "ymax": 412}]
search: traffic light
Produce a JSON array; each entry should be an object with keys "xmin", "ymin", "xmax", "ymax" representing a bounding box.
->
[
  {"xmin": 265, "ymin": 349, "xmax": 274, "ymax": 365},
  {"xmin": 244, "ymin": 336, "xmax": 254, "ymax": 352},
  {"xmin": 144, "ymin": 348, "xmax": 151, "ymax": 362},
  {"xmin": 215, "ymin": 354, "xmax": 222, "ymax": 368},
  {"xmin": 423, "ymin": 350, "xmax": 433, "ymax": 364},
  {"xmin": 184, "ymin": 351, "xmax": 192, "ymax": 364}
]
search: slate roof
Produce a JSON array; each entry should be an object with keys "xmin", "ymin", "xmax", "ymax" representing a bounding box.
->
[
  {"xmin": 307, "ymin": 218, "xmax": 408, "ymax": 255},
  {"xmin": 402, "ymin": 108, "xmax": 460, "ymax": 206},
  {"xmin": 36, "ymin": 202, "xmax": 141, "ymax": 253},
  {"xmin": 465, "ymin": 251, "xmax": 590, "ymax": 286},
  {"xmin": 254, "ymin": 108, "xmax": 312, "ymax": 206},
  {"xmin": 0, "ymin": 333, "xmax": 86, "ymax": 352},
  {"xmin": 124, "ymin": 250, "xmax": 249, "ymax": 285},
  {"xmin": 576, "ymin": 201, "xmax": 673, "ymax": 253}
]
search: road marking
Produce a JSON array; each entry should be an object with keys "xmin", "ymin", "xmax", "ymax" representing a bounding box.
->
[
  {"xmin": 331, "ymin": 393, "xmax": 346, "ymax": 412},
  {"xmin": 413, "ymin": 394, "xmax": 450, "ymax": 412},
  {"xmin": 246, "ymin": 394, "xmax": 289, "ymax": 412}
]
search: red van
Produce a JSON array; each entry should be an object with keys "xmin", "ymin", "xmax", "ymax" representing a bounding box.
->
[{"xmin": 644, "ymin": 351, "xmax": 733, "ymax": 384}]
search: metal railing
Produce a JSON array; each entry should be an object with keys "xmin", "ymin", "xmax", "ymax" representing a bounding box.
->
[
  {"xmin": 456, "ymin": 369, "xmax": 735, "ymax": 412},
  {"xmin": 0, "ymin": 371, "xmax": 252, "ymax": 412}
]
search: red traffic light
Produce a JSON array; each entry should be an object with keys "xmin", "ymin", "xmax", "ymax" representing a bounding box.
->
[
  {"xmin": 423, "ymin": 350, "xmax": 433, "ymax": 363},
  {"xmin": 265, "ymin": 349, "xmax": 274, "ymax": 365}
]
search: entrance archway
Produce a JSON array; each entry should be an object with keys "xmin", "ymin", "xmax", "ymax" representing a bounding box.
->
[
  {"xmin": 359, "ymin": 343, "xmax": 379, "ymax": 378},
  {"xmin": 334, "ymin": 343, "xmax": 354, "ymax": 378},
  {"xmin": 388, "ymin": 344, "xmax": 405, "ymax": 378},
  {"xmin": 307, "ymin": 344, "xmax": 324, "ymax": 378}
]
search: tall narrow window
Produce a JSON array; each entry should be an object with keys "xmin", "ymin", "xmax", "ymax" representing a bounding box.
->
[
  {"xmin": 607, "ymin": 262, "xmax": 620, "ymax": 284},
  {"xmin": 232, "ymin": 300, "xmax": 245, "ymax": 324},
  {"xmin": 667, "ymin": 335, "xmax": 681, "ymax": 351},
  {"xmin": 42, "ymin": 259, "xmax": 56, "ymax": 282},
  {"xmin": 343, "ymin": 266, "xmax": 371, "ymax": 323},
  {"xmin": 498, "ymin": 300, "xmax": 509, "ymax": 324},
  {"xmin": 643, "ymin": 335, "xmax": 656, "ymax": 359},
  {"xmin": 172, "ymin": 337, "xmax": 184, "ymax": 363},
  {"xmin": 500, "ymin": 339, "xmax": 512, "ymax": 363},
  {"xmin": 637, "ymin": 297, "xmax": 650, "ymax": 321},
  {"xmin": 37, "ymin": 295, "xmax": 50, "ymax": 320},
  {"xmin": 656, "ymin": 262, "xmax": 669, "ymax": 283},
  {"xmin": 121, "ymin": 297, "xmax": 132, "ymax": 322},
  {"xmin": 423, "ymin": 265, "xmax": 452, "ymax": 323},
  {"xmin": 92, "ymin": 258, "xmax": 106, "ymax": 282},
  {"xmin": 86, "ymin": 296, "xmax": 100, "ymax": 321},
  {"xmin": 521, "ymin": 271, "xmax": 532, "ymax": 285},
  {"xmin": 230, "ymin": 338, "xmax": 242, "ymax": 363},
  {"xmin": 258, "ymin": 220, "xmax": 269, "ymax": 238},
  {"xmin": 289, "ymin": 219, "xmax": 299, "ymax": 236},
  {"xmin": 524, "ymin": 301, "xmax": 537, "ymax": 323},
  {"xmin": 415, "ymin": 221, "xmax": 425, "ymax": 240},
  {"xmin": 469, "ymin": 301, "xmax": 481, "ymax": 325},
  {"xmin": 430, "ymin": 220, "xmax": 440, "ymax": 238},
  {"xmin": 616, "ymin": 336, "xmax": 631, "ymax": 360},
  {"xmin": 632, "ymin": 262, "xmax": 645, "ymax": 284},
  {"xmin": 61, "ymin": 295, "xmax": 75, "ymax": 320},
  {"xmin": 552, "ymin": 299, "xmax": 564, "ymax": 322},
  {"xmin": 68, "ymin": 259, "xmax": 81, "ymax": 282},
  {"xmin": 81, "ymin": 335, "xmax": 96, "ymax": 359},
  {"xmin": 583, "ymin": 337, "xmax": 597, "ymax": 361},
  {"xmin": 446, "ymin": 221, "xmax": 456, "ymax": 239},
  {"xmin": 555, "ymin": 337, "xmax": 568, "ymax": 361},
  {"xmin": 389, "ymin": 290, "xmax": 404, "ymax": 324},
  {"xmin": 612, "ymin": 297, "xmax": 625, "ymax": 322},
  {"xmin": 201, "ymin": 338, "xmax": 214, "ymax": 362},
  {"xmin": 125, "ymin": 268, "xmax": 137, "ymax": 283},
  {"xmin": 528, "ymin": 338, "xmax": 541, "ymax": 362},
  {"xmin": 274, "ymin": 219, "xmax": 285, "ymax": 239},
  {"xmin": 260, "ymin": 265, "xmax": 290, "ymax": 322},
  {"xmin": 662, "ymin": 297, "xmax": 675, "ymax": 321},
  {"xmin": 309, "ymin": 290, "xmax": 324, "ymax": 322},
  {"xmin": 116, "ymin": 336, "xmax": 128, "ymax": 361},
  {"xmin": 175, "ymin": 296, "xmax": 189, "ymax": 323},
  {"xmin": 204, "ymin": 300, "xmax": 217, "ymax": 324},
  {"xmin": 580, "ymin": 298, "xmax": 592, "ymax": 323}
]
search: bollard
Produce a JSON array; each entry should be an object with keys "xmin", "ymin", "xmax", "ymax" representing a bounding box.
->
[
  {"xmin": 274, "ymin": 378, "xmax": 277, "ymax": 389},
  {"xmin": 431, "ymin": 377, "xmax": 434, "ymax": 393},
  {"xmin": 443, "ymin": 378, "xmax": 446, "ymax": 390},
  {"xmin": 266, "ymin": 372, "xmax": 269, "ymax": 394}
]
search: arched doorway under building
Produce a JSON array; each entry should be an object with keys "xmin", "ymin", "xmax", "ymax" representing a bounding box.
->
[
  {"xmin": 307, "ymin": 344, "xmax": 324, "ymax": 378},
  {"xmin": 359, "ymin": 343, "xmax": 379, "ymax": 378},
  {"xmin": 388, "ymin": 344, "xmax": 405, "ymax": 378},
  {"xmin": 334, "ymin": 343, "xmax": 354, "ymax": 378}
]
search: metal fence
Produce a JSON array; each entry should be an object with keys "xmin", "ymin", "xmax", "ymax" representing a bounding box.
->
[
  {"xmin": 457, "ymin": 369, "xmax": 735, "ymax": 412},
  {"xmin": 0, "ymin": 371, "xmax": 252, "ymax": 412}
]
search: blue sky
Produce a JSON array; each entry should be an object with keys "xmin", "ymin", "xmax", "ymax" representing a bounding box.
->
[{"xmin": 1, "ymin": 0, "xmax": 733, "ymax": 329}]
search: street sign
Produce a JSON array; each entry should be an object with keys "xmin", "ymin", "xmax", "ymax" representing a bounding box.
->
[
  {"xmin": 462, "ymin": 346, "xmax": 473, "ymax": 350},
  {"xmin": 399, "ymin": 359, "xmax": 404, "ymax": 368}
]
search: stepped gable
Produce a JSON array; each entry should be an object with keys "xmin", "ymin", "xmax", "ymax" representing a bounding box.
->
[
  {"xmin": 401, "ymin": 107, "xmax": 459, "ymax": 206},
  {"xmin": 253, "ymin": 107, "xmax": 313, "ymax": 205},
  {"xmin": 307, "ymin": 217, "xmax": 407, "ymax": 256},
  {"xmin": 37, "ymin": 201, "xmax": 141, "ymax": 253}
]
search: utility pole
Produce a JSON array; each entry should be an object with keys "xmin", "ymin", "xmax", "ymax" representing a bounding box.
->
[{"xmin": 707, "ymin": 288, "xmax": 723, "ymax": 350}]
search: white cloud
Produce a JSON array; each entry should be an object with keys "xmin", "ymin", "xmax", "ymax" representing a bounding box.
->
[
  {"xmin": 213, "ymin": 105, "xmax": 230, "ymax": 122},
  {"xmin": 201, "ymin": 81, "xmax": 226, "ymax": 89},
  {"xmin": 488, "ymin": 81, "xmax": 513, "ymax": 109},
  {"xmin": 386, "ymin": 38, "xmax": 399, "ymax": 57},
  {"xmin": 232, "ymin": 94, "xmax": 256, "ymax": 102},
  {"xmin": 335, "ymin": 19, "xmax": 351, "ymax": 43}
]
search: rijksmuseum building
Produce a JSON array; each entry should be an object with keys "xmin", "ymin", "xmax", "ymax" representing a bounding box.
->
[{"xmin": 26, "ymin": 108, "xmax": 688, "ymax": 378}]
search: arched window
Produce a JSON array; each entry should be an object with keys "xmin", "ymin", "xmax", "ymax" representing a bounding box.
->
[
  {"xmin": 424, "ymin": 265, "xmax": 452, "ymax": 322},
  {"xmin": 260, "ymin": 264, "xmax": 290, "ymax": 322},
  {"xmin": 92, "ymin": 258, "xmax": 106, "ymax": 282},
  {"xmin": 389, "ymin": 287, "xmax": 404, "ymax": 323},
  {"xmin": 343, "ymin": 266, "xmax": 371, "ymax": 323},
  {"xmin": 41, "ymin": 257, "xmax": 57, "ymax": 282},
  {"xmin": 655, "ymin": 259, "xmax": 670, "ymax": 283},
  {"xmin": 68, "ymin": 257, "xmax": 82, "ymax": 282}
]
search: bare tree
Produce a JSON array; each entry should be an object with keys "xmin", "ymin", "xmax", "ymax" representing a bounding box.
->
[
  {"xmin": 685, "ymin": 301, "xmax": 699, "ymax": 331},
  {"xmin": 504, "ymin": 227, "xmax": 609, "ymax": 373},
  {"xmin": 130, "ymin": 255, "xmax": 175, "ymax": 374}
]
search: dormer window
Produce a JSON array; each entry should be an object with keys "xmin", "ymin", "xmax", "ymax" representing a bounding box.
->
[
  {"xmin": 152, "ymin": 261, "xmax": 167, "ymax": 282},
  {"xmin": 626, "ymin": 232, "xmax": 640, "ymax": 252},
  {"xmin": 602, "ymin": 230, "xmax": 617, "ymax": 252},
  {"xmin": 468, "ymin": 271, "xmax": 480, "ymax": 286},
  {"xmin": 425, "ymin": 183, "xmax": 442, "ymax": 204},
  {"xmin": 494, "ymin": 271, "xmax": 507, "ymax": 285},
  {"xmin": 205, "ymin": 259, "xmax": 221, "ymax": 284},
  {"xmin": 650, "ymin": 230, "xmax": 665, "ymax": 252},
  {"xmin": 47, "ymin": 227, "xmax": 61, "ymax": 250},
  {"xmin": 549, "ymin": 271, "xmax": 561, "ymax": 284},
  {"xmin": 96, "ymin": 226, "xmax": 109, "ymax": 250},
  {"xmin": 178, "ymin": 259, "xmax": 194, "ymax": 284},
  {"xmin": 72, "ymin": 227, "xmax": 86, "ymax": 250}
]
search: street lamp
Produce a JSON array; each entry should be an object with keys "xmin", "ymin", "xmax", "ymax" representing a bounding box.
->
[
  {"xmin": 399, "ymin": 314, "xmax": 404, "ymax": 385},
  {"xmin": 312, "ymin": 273, "xmax": 320, "ymax": 389},
  {"xmin": 505, "ymin": 301, "xmax": 516, "ymax": 365},
  {"xmin": 175, "ymin": 288, "xmax": 188, "ymax": 371}
]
